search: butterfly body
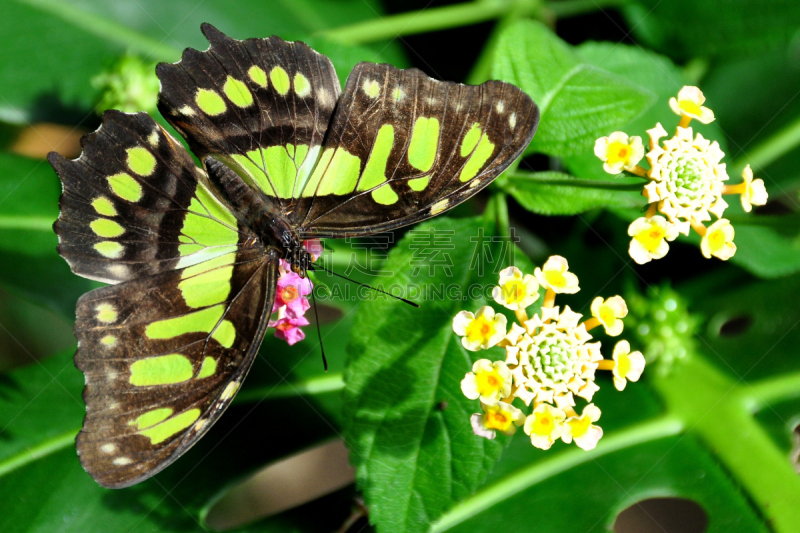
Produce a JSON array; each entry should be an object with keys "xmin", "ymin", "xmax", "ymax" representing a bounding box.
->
[{"xmin": 49, "ymin": 24, "xmax": 539, "ymax": 488}]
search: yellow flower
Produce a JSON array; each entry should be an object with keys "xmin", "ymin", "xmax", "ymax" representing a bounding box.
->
[
  {"xmin": 738, "ymin": 165, "xmax": 768, "ymax": 213},
  {"xmin": 523, "ymin": 403, "xmax": 566, "ymax": 450},
  {"xmin": 470, "ymin": 400, "xmax": 525, "ymax": 439},
  {"xmin": 611, "ymin": 340, "xmax": 645, "ymax": 391},
  {"xmin": 562, "ymin": 403, "xmax": 603, "ymax": 451},
  {"xmin": 627, "ymin": 216, "xmax": 679, "ymax": 264},
  {"xmin": 590, "ymin": 296, "xmax": 628, "ymax": 336},
  {"xmin": 453, "ymin": 307, "xmax": 507, "ymax": 351},
  {"xmin": 593, "ymin": 132, "xmax": 644, "ymax": 174},
  {"xmin": 534, "ymin": 255, "xmax": 579, "ymax": 294},
  {"xmin": 669, "ymin": 86, "xmax": 715, "ymax": 124},
  {"xmin": 700, "ymin": 218, "xmax": 736, "ymax": 260},
  {"xmin": 461, "ymin": 359, "xmax": 513, "ymax": 402},
  {"xmin": 492, "ymin": 266, "xmax": 540, "ymax": 311}
]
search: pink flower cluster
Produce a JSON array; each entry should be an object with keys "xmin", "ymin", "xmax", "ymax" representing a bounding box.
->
[{"xmin": 268, "ymin": 239, "xmax": 322, "ymax": 345}]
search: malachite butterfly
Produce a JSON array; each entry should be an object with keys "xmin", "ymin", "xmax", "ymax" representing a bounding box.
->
[{"xmin": 48, "ymin": 24, "xmax": 539, "ymax": 488}]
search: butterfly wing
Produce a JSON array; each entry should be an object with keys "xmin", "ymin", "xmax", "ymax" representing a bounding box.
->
[
  {"xmin": 156, "ymin": 23, "xmax": 340, "ymax": 208},
  {"xmin": 74, "ymin": 249, "xmax": 278, "ymax": 488},
  {"xmin": 291, "ymin": 62, "xmax": 539, "ymax": 237},
  {"xmin": 50, "ymin": 110, "xmax": 279, "ymax": 488},
  {"xmin": 50, "ymin": 110, "xmax": 247, "ymax": 283}
]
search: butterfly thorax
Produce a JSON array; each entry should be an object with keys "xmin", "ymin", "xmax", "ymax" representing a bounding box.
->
[{"xmin": 206, "ymin": 158, "xmax": 311, "ymax": 276}]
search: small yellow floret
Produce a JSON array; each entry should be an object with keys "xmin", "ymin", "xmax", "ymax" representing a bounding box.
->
[
  {"xmin": 562, "ymin": 403, "xmax": 603, "ymax": 450},
  {"xmin": 492, "ymin": 266, "xmax": 540, "ymax": 311},
  {"xmin": 628, "ymin": 216, "xmax": 678, "ymax": 264},
  {"xmin": 461, "ymin": 359, "xmax": 512, "ymax": 402},
  {"xmin": 738, "ymin": 165, "xmax": 768, "ymax": 213},
  {"xmin": 470, "ymin": 400, "xmax": 525, "ymax": 439},
  {"xmin": 534, "ymin": 255, "xmax": 579, "ymax": 294},
  {"xmin": 523, "ymin": 403, "xmax": 566, "ymax": 450},
  {"xmin": 669, "ymin": 86, "xmax": 715, "ymax": 124},
  {"xmin": 701, "ymin": 218, "xmax": 736, "ymax": 260},
  {"xmin": 453, "ymin": 306, "xmax": 507, "ymax": 351},
  {"xmin": 594, "ymin": 132, "xmax": 644, "ymax": 174},
  {"xmin": 590, "ymin": 296, "xmax": 628, "ymax": 336},
  {"xmin": 611, "ymin": 340, "xmax": 645, "ymax": 391}
]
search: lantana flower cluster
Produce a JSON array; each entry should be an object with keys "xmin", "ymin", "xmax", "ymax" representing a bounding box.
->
[
  {"xmin": 453, "ymin": 256, "xmax": 645, "ymax": 451},
  {"xmin": 268, "ymin": 239, "xmax": 322, "ymax": 345},
  {"xmin": 594, "ymin": 86, "xmax": 768, "ymax": 264}
]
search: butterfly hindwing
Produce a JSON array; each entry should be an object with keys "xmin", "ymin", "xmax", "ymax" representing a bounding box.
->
[
  {"xmin": 50, "ymin": 110, "xmax": 247, "ymax": 283},
  {"xmin": 289, "ymin": 62, "xmax": 538, "ymax": 236},
  {"xmin": 156, "ymin": 23, "xmax": 340, "ymax": 205},
  {"xmin": 74, "ymin": 248, "xmax": 279, "ymax": 488}
]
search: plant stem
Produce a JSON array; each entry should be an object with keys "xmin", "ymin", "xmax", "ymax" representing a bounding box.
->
[
  {"xmin": 544, "ymin": 0, "xmax": 629, "ymax": 18},
  {"xmin": 430, "ymin": 415, "xmax": 683, "ymax": 532},
  {"xmin": 731, "ymin": 112, "xmax": 800, "ymax": 174},
  {"xmin": 650, "ymin": 355, "xmax": 800, "ymax": 532},
  {"xmin": 233, "ymin": 373, "xmax": 345, "ymax": 404},
  {"xmin": 318, "ymin": 0, "xmax": 543, "ymax": 45}
]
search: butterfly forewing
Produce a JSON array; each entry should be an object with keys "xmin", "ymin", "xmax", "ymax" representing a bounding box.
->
[
  {"xmin": 156, "ymin": 23, "xmax": 340, "ymax": 206},
  {"xmin": 290, "ymin": 62, "xmax": 539, "ymax": 237},
  {"xmin": 74, "ymin": 248, "xmax": 279, "ymax": 488},
  {"xmin": 50, "ymin": 111, "xmax": 246, "ymax": 283}
]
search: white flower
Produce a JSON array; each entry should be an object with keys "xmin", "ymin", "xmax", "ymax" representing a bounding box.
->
[
  {"xmin": 594, "ymin": 132, "xmax": 644, "ymax": 174},
  {"xmin": 461, "ymin": 359, "xmax": 513, "ymax": 402},
  {"xmin": 627, "ymin": 216, "xmax": 679, "ymax": 264},
  {"xmin": 492, "ymin": 266, "xmax": 540, "ymax": 311},
  {"xmin": 612, "ymin": 340, "xmax": 646, "ymax": 391},
  {"xmin": 562, "ymin": 403, "xmax": 603, "ymax": 450},
  {"xmin": 534, "ymin": 256, "xmax": 579, "ymax": 294},
  {"xmin": 669, "ymin": 86, "xmax": 715, "ymax": 124},
  {"xmin": 700, "ymin": 219, "xmax": 736, "ymax": 260}
]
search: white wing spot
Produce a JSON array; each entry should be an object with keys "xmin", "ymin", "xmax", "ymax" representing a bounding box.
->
[
  {"xmin": 101, "ymin": 443, "xmax": 116, "ymax": 454},
  {"xmin": 496, "ymin": 101, "xmax": 505, "ymax": 113},
  {"xmin": 430, "ymin": 199, "xmax": 449, "ymax": 216},
  {"xmin": 392, "ymin": 87, "xmax": 404, "ymax": 102},
  {"xmin": 113, "ymin": 457, "xmax": 132, "ymax": 466},
  {"xmin": 95, "ymin": 303, "xmax": 118, "ymax": 323},
  {"xmin": 220, "ymin": 381, "xmax": 240, "ymax": 401},
  {"xmin": 179, "ymin": 105, "xmax": 195, "ymax": 116},
  {"xmin": 147, "ymin": 130, "xmax": 159, "ymax": 147},
  {"xmin": 317, "ymin": 89, "xmax": 334, "ymax": 108},
  {"xmin": 107, "ymin": 371, "xmax": 118, "ymax": 381},
  {"xmin": 509, "ymin": 113, "xmax": 517, "ymax": 129},
  {"xmin": 363, "ymin": 79, "xmax": 380, "ymax": 98},
  {"xmin": 107, "ymin": 264, "xmax": 130, "ymax": 279}
]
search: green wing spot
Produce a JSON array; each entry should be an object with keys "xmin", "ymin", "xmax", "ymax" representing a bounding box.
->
[
  {"xmin": 270, "ymin": 67, "xmax": 290, "ymax": 95},
  {"xmin": 107, "ymin": 173, "xmax": 143, "ymax": 202},
  {"xmin": 223, "ymin": 76, "xmax": 253, "ymax": 108},
  {"xmin": 248, "ymin": 65, "xmax": 267, "ymax": 87},
  {"xmin": 196, "ymin": 88, "xmax": 227, "ymax": 115},
  {"xmin": 189, "ymin": 184, "xmax": 238, "ymax": 227},
  {"xmin": 357, "ymin": 124, "xmax": 394, "ymax": 192},
  {"xmin": 461, "ymin": 123, "xmax": 482, "ymax": 157},
  {"xmin": 305, "ymin": 148, "xmax": 362, "ymax": 196},
  {"xmin": 92, "ymin": 197, "xmax": 117, "ymax": 217},
  {"xmin": 198, "ymin": 357, "xmax": 217, "ymax": 379},
  {"xmin": 364, "ymin": 79, "xmax": 380, "ymax": 98},
  {"xmin": 94, "ymin": 241, "xmax": 124, "ymax": 258},
  {"xmin": 139, "ymin": 408, "xmax": 201, "ymax": 445},
  {"xmin": 294, "ymin": 73, "xmax": 311, "ymax": 98},
  {"xmin": 408, "ymin": 117, "xmax": 440, "ymax": 172},
  {"xmin": 408, "ymin": 176, "xmax": 430, "ymax": 191},
  {"xmin": 266, "ymin": 144, "xmax": 310, "ymax": 198},
  {"xmin": 127, "ymin": 147, "xmax": 157, "ymax": 176},
  {"xmin": 212, "ymin": 319, "xmax": 236, "ymax": 348},
  {"xmin": 96, "ymin": 303, "xmax": 118, "ymax": 323},
  {"xmin": 100, "ymin": 334, "xmax": 117, "ymax": 346},
  {"xmin": 177, "ymin": 243, "xmax": 204, "ymax": 256},
  {"xmin": 180, "ymin": 211, "xmax": 239, "ymax": 248},
  {"xmin": 178, "ymin": 264, "xmax": 233, "ymax": 308},
  {"xmin": 182, "ymin": 252, "xmax": 236, "ymax": 277},
  {"xmin": 145, "ymin": 305, "xmax": 224, "ymax": 340},
  {"xmin": 371, "ymin": 183, "xmax": 398, "ymax": 205},
  {"xmin": 230, "ymin": 153, "xmax": 275, "ymax": 196},
  {"xmin": 129, "ymin": 408, "xmax": 173, "ymax": 429},
  {"xmin": 130, "ymin": 354, "xmax": 194, "ymax": 386},
  {"xmin": 90, "ymin": 219, "xmax": 125, "ymax": 238},
  {"xmin": 460, "ymin": 134, "xmax": 495, "ymax": 182}
]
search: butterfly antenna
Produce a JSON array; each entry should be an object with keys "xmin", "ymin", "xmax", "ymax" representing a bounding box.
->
[
  {"xmin": 310, "ymin": 264, "xmax": 419, "ymax": 308},
  {"xmin": 309, "ymin": 286, "xmax": 328, "ymax": 372}
]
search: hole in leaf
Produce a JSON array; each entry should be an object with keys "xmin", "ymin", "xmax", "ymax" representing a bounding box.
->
[
  {"xmin": 718, "ymin": 315, "xmax": 753, "ymax": 337},
  {"xmin": 614, "ymin": 497, "xmax": 708, "ymax": 533}
]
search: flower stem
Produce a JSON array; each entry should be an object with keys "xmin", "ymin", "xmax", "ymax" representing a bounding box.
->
[
  {"xmin": 730, "ymin": 112, "xmax": 800, "ymax": 174},
  {"xmin": 318, "ymin": 0, "xmax": 542, "ymax": 45},
  {"xmin": 583, "ymin": 316, "xmax": 600, "ymax": 331},
  {"xmin": 650, "ymin": 355, "xmax": 800, "ymax": 532}
]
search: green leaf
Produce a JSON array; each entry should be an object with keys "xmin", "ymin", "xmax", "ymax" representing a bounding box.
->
[
  {"xmin": 728, "ymin": 218, "xmax": 800, "ymax": 278},
  {"xmin": 343, "ymin": 215, "xmax": 531, "ymax": 533},
  {"xmin": 491, "ymin": 20, "xmax": 655, "ymax": 158},
  {"xmin": 2, "ymin": 0, "xmax": 404, "ymax": 124},
  {"xmin": 623, "ymin": 0, "xmax": 800, "ymax": 60},
  {"xmin": 498, "ymin": 171, "xmax": 645, "ymax": 215}
]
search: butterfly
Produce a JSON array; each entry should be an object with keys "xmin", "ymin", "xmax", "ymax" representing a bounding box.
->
[{"xmin": 48, "ymin": 23, "xmax": 539, "ymax": 488}]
